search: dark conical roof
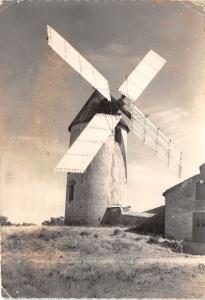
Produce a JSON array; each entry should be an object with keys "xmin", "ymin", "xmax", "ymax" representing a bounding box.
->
[{"xmin": 68, "ymin": 90, "xmax": 129, "ymax": 132}]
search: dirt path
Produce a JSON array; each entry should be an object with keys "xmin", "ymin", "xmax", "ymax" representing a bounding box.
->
[
  {"xmin": 123, "ymin": 256, "xmax": 205, "ymax": 265},
  {"xmin": 15, "ymin": 252, "xmax": 205, "ymax": 265}
]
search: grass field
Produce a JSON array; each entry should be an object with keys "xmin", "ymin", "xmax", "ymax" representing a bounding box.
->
[{"xmin": 1, "ymin": 226, "xmax": 205, "ymax": 298}]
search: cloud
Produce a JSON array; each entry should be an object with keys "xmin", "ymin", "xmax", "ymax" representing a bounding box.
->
[
  {"xmin": 105, "ymin": 42, "xmax": 129, "ymax": 55},
  {"xmin": 152, "ymin": 107, "xmax": 188, "ymax": 124}
]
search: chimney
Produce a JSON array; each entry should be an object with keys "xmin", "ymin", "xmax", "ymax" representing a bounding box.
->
[{"xmin": 199, "ymin": 163, "xmax": 205, "ymax": 180}]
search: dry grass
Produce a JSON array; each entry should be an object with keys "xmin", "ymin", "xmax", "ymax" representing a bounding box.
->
[{"xmin": 1, "ymin": 226, "xmax": 205, "ymax": 298}]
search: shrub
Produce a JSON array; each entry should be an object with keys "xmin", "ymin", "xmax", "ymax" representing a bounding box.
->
[
  {"xmin": 160, "ymin": 239, "xmax": 183, "ymax": 253},
  {"xmin": 79, "ymin": 231, "xmax": 91, "ymax": 237},
  {"xmin": 42, "ymin": 216, "xmax": 64, "ymax": 226},
  {"xmin": 147, "ymin": 236, "xmax": 159, "ymax": 244},
  {"xmin": 135, "ymin": 237, "xmax": 142, "ymax": 242},
  {"xmin": 0, "ymin": 216, "xmax": 11, "ymax": 226},
  {"xmin": 22, "ymin": 222, "xmax": 35, "ymax": 226},
  {"xmin": 112, "ymin": 229, "xmax": 121, "ymax": 236}
]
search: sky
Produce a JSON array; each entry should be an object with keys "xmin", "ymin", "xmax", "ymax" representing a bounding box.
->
[{"xmin": 0, "ymin": 0, "xmax": 204, "ymax": 224}]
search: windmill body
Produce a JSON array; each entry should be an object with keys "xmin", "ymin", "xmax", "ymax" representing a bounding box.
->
[
  {"xmin": 65, "ymin": 90, "xmax": 129, "ymax": 225},
  {"xmin": 47, "ymin": 25, "xmax": 182, "ymax": 226}
]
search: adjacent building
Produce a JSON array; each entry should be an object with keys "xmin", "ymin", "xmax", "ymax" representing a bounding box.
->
[{"xmin": 163, "ymin": 163, "xmax": 205, "ymax": 254}]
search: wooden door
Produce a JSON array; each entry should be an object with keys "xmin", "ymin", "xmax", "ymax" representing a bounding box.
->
[{"xmin": 193, "ymin": 212, "xmax": 205, "ymax": 243}]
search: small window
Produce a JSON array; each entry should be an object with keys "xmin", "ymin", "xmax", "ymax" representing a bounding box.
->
[
  {"xmin": 69, "ymin": 185, "xmax": 75, "ymax": 202},
  {"xmin": 67, "ymin": 179, "xmax": 76, "ymax": 203},
  {"xmin": 115, "ymin": 127, "xmax": 122, "ymax": 143}
]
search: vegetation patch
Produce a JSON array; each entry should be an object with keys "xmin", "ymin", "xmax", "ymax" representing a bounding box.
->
[{"xmin": 1, "ymin": 226, "xmax": 204, "ymax": 298}]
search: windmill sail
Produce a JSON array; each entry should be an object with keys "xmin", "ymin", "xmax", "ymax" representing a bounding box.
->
[
  {"xmin": 128, "ymin": 104, "xmax": 182, "ymax": 177},
  {"xmin": 47, "ymin": 25, "xmax": 111, "ymax": 101},
  {"xmin": 119, "ymin": 50, "xmax": 166, "ymax": 102},
  {"xmin": 55, "ymin": 114, "xmax": 121, "ymax": 173}
]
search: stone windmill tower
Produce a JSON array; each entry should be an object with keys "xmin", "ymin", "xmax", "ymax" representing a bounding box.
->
[
  {"xmin": 47, "ymin": 25, "xmax": 182, "ymax": 225},
  {"xmin": 65, "ymin": 90, "xmax": 129, "ymax": 225}
]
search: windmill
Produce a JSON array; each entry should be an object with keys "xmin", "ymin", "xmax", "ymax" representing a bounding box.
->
[{"xmin": 47, "ymin": 25, "xmax": 182, "ymax": 225}]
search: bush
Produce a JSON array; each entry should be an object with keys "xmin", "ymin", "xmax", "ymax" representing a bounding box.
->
[
  {"xmin": 0, "ymin": 216, "xmax": 36, "ymax": 227},
  {"xmin": 42, "ymin": 216, "xmax": 64, "ymax": 226},
  {"xmin": 146, "ymin": 235, "xmax": 183, "ymax": 253},
  {"xmin": 112, "ymin": 229, "xmax": 121, "ymax": 236},
  {"xmin": 79, "ymin": 231, "xmax": 91, "ymax": 237},
  {"xmin": 147, "ymin": 236, "xmax": 159, "ymax": 244},
  {"xmin": 0, "ymin": 216, "xmax": 11, "ymax": 226},
  {"xmin": 160, "ymin": 239, "xmax": 183, "ymax": 253}
]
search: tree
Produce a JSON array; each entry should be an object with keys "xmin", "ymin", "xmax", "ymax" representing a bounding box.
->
[{"xmin": 0, "ymin": 215, "xmax": 11, "ymax": 226}]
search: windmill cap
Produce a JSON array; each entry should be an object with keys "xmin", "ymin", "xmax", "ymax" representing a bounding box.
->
[{"xmin": 68, "ymin": 90, "xmax": 129, "ymax": 132}]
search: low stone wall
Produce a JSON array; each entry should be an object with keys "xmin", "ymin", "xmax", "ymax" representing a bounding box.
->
[
  {"xmin": 101, "ymin": 207, "xmax": 149, "ymax": 226},
  {"xmin": 183, "ymin": 241, "xmax": 205, "ymax": 255},
  {"xmin": 101, "ymin": 207, "xmax": 122, "ymax": 225},
  {"xmin": 135, "ymin": 206, "xmax": 165, "ymax": 235},
  {"xmin": 101, "ymin": 206, "xmax": 165, "ymax": 233}
]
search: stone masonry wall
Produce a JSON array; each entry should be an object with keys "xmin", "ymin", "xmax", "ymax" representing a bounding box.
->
[
  {"xmin": 101, "ymin": 206, "xmax": 164, "ymax": 232},
  {"xmin": 164, "ymin": 175, "xmax": 199, "ymax": 241},
  {"xmin": 65, "ymin": 121, "xmax": 128, "ymax": 225},
  {"xmin": 165, "ymin": 164, "xmax": 205, "ymax": 242}
]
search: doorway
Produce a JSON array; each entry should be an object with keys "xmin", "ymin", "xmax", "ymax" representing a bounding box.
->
[{"xmin": 193, "ymin": 212, "xmax": 205, "ymax": 243}]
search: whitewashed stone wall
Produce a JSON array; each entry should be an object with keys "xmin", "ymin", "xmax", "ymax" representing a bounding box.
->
[{"xmin": 65, "ymin": 121, "xmax": 128, "ymax": 225}]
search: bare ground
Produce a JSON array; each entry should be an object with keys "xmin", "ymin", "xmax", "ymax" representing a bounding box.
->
[{"xmin": 1, "ymin": 226, "xmax": 205, "ymax": 298}]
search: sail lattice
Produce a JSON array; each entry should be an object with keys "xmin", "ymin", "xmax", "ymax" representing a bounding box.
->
[{"xmin": 128, "ymin": 104, "xmax": 182, "ymax": 177}]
